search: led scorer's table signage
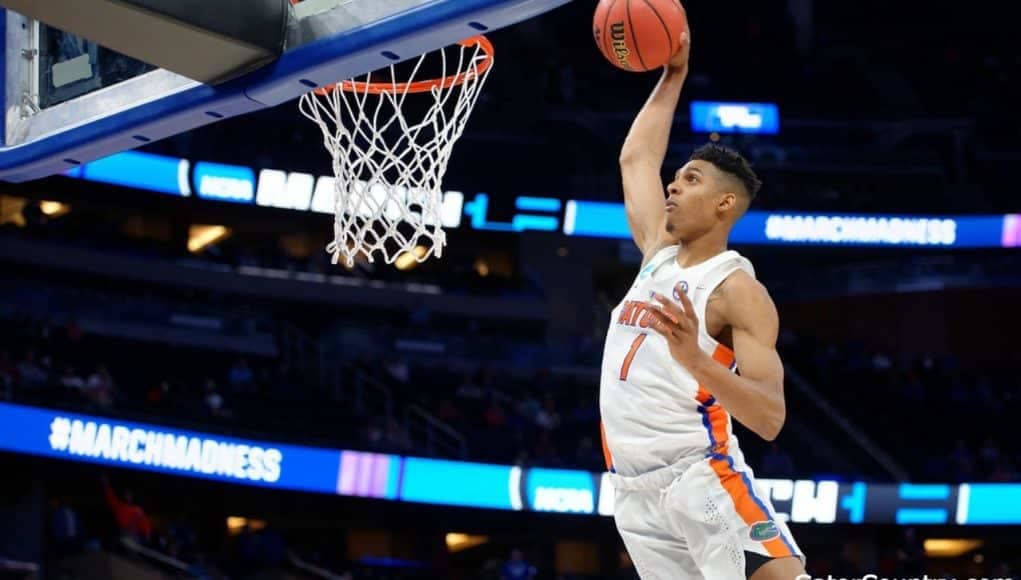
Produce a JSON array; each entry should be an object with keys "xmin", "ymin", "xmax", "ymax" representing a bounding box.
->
[{"xmin": 2, "ymin": 403, "xmax": 1020, "ymax": 525}]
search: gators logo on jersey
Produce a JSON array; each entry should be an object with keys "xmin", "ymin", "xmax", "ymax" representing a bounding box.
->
[{"xmin": 748, "ymin": 521, "xmax": 780, "ymax": 542}]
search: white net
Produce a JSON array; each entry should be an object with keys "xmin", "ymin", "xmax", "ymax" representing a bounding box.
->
[{"xmin": 298, "ymin": 37, "xmax": 494, "ymax": 267}]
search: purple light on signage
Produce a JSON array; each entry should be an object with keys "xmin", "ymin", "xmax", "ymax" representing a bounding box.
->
[
  {"xmin": 1003, "ymin": 214, "xmax": 1021, "ymax": 248},
  {"xmin": 338, "ymin": 451, "xmax": 392, "ymax": 498}
]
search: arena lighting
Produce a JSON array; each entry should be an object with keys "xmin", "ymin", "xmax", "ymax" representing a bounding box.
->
[
  {"xmin": 0, "ymin": 196, "xmax": 26, "ymax": 226},
  {"xmin": 474, "ymin": 258, "xmax": 490, "ymax": 277},
  {"xmin": 445, "ymin": 533, "xmax": 489, "ymax": 553},
  {"xmin": 394, "ymin": 246, "xmax": 429, "ymax": 271},
  {"xmin": 226, "ymin": 517, "xmax": 266, "ymax": 534},
  {"xmin": 39, "ymin": 200, "xmax": 70, "ymax": 218},
  {"xmin": 187, "ymin": 225, "xmax": 230, "ymax": 254},
  {"xmin": 922, "ymin": 539, "xmax": 983, "ymax": 558}
]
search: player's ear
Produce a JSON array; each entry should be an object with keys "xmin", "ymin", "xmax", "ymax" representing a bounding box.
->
[{"xmin": 716, "ymin": 192, "xmax": 738, "ymax": 213}]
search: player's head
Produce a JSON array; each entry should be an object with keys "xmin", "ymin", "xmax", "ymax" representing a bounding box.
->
[{"xmin": 664, "ymin": 143, "xmax": 761, "ymax": 242}]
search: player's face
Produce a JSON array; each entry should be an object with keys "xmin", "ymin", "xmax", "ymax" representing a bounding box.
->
[{"xmin": 663, "ymin": 160, "xmax": 718, "ymax": 241}]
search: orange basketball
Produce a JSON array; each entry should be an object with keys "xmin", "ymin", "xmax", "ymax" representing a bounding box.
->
[{"xmin": 593, "ymin": 0, "xmax": 688, "ymax": 72}]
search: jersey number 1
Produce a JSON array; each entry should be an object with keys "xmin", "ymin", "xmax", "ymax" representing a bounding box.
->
[{"xmin": 619, "ymin": 334, "xmax": 647, "ymax": 381}]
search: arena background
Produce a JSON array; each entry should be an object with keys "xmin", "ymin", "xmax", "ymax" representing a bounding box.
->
[{"xmin": 0, "ymin": 0, "xmax": 1019, "ymax": 578}]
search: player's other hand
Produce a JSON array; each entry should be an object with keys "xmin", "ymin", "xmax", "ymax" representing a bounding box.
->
[
  {"xmin": 647, "ymin": 287, "xmax": 703, "ymax": 369},
  {"xmin": 667, "ymin": 28, "xmax": 690, "ymax": 72}
]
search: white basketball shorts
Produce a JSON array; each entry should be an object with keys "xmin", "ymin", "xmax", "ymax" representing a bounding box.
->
[{"xmin": 610, "ymin": 451, "xmax": 805, "ymax": 580}]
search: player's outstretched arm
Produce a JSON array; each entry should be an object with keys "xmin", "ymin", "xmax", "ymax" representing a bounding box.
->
[
  {"xmin": 646, "ymin": 272, "xmax": 786, "ymax": 441},
  {"xmin": 619, "ymin": 31, "xmax": 691, "ymax": 260}
]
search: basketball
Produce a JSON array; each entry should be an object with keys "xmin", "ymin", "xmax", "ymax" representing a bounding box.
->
[{"xmin": 593, "ymin": 0, "xmax": 688, "ymax": 72}]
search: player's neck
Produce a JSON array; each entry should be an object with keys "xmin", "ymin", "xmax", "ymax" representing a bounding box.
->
[{"xmin": 675, "ymin": 231, "xmax": 729, "ymax": 269}]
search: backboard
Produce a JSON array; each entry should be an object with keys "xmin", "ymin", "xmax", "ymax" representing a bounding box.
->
[{"xmin": 0, "ymin": 0, "xmax": 570, "ymax": 182}]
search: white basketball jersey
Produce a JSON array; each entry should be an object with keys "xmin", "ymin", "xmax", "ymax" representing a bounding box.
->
[{"xmin": 599, "ymin": 246, "xmax": 756, "ymax": 477}]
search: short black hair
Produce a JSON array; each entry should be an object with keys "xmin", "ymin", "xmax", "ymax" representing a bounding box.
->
[{"xmin": 689, "ymin": 143, "xmax": 762, "ymax": 200}]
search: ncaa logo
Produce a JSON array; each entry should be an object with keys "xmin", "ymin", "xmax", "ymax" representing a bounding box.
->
[{"xmin": 673, "ymin": 281, "xmax": 689, "ymax": 300}]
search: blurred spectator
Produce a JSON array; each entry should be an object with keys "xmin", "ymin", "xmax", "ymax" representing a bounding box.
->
[
  {"xmin": 146, "ymin": 380, "xmax": 173, "ymax": 411},
  {"xmin": 203, "ymin": 379, "xmax": 229, "ymax": 419},
  {"xmin": 948, "ymin": 440, "xmax": 975, "ymax": 482},
  {"xmin": 59, "ymin": 366, "xmax": 85, "ymax": 391},
  {"xmin": 85, "ymin": 364, "xmax": 116, "ymax": 410},
  {"xmin": 383, "ymin": 417, "xmax": 412, "ymax": 453},
  {"xmin": 63, "ymin": 319, "xmax": 85, "ymax": 344},
  {"xmin": 101, "ymin": 475, "xmax": 151, "ymax": 543},
  {"xmin": 979, "ymin": 437, "xmax": 1001, "ymax": 473},
  {"xmin": 435, "ymin": 398, "xmax": 462, "ymax": 425},
  {"xmin": 517, "ymin": 393, "xmax": 541, "ymax": 427},
  {"xmin": 532, "ymin": 430, "xmax": 560, "ymax": 465},
  {"xmin": 228, "ymin": 358, "xmax": 254, "ymax": 392},
  {"xmin": 991, "ymin": 561, "xmax": 1013, "ymax": 579},
  {"xmin": 17, "ymin": 349, "xmax": 48, "ymax": 387},
  {"xmin": 894, "ymin": 528, "xmax": 925, "ymax": 575},
  {"xmin": 456, "ymin": 372, "xmax": 484, "ymax": 400},
  {"xmin": 384, "ymin": 358, "xmax": 410, "ymax": 385},
  {"xmin": 900, "ymin": 372, "xmax": 925, "ymax": 402},
  {"xmin": 989, "ymin": 457, "xmax": 1017, "ymax": 482},
  {"xmin": 48, "ymin": 496, "xmax": 82, "ymax": 557},
  {"xmin": 500, "ymin": 549, "xmax": 537, "ymax": 580},
  {"xmin": 535, "ymin": 394, "xmax": 559, "ymax": 430},
  {"xmin": 484, "ymin": 398, "xmax": 508, "ymax": 429}
]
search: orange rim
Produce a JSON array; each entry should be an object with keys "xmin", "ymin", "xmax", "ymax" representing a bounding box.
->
[{"xmin": 312, "ymin": 36, "xmax": 494, "ymax": 96}]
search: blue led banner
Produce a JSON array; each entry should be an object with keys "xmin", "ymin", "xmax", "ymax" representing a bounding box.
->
[
  {"xmin": 564, "ymin": 201, "xmax": 1018, "ymax": 249},
  {"xmin": 65, "ymin": 150, "xmax": 190, "ymax": 197},
  {"xmin": 0, "ymin": 402, "xmax": 1018, "ymax": 524},
  {"xmin": 524, "ymin": 468, "xmax": 597, "ymax": 514},
  {"xmin": 193, "ymin": 162, "xmax": 256, "ymax": 204},
  {"xmin": 690, "ymin": 101, "xmax": 780, "ymax": 135},
  {"xmin": 64, "ymin": 151, "xmax": 1019, "ymax": 249},
  {"xmin": 0, "ymin": 402, "xmax": 339, "ymax": 493},
  {"xmin": 401, "ymin": 458, "xmax": 518, "ymax": 510}
]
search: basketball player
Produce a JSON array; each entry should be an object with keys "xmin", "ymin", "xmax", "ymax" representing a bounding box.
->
[{"xmin": 599, "ymin": 30, "xmax": 808, "ymax": 580}]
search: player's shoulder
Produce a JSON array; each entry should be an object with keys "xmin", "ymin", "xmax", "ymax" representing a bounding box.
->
[
  {"xmin": 718, "ymin": 267, "xmax": 762, "ymax": 296},
  {"xmin": 716, "ymin": 268, "xmax": 777, "ymax": 325}
]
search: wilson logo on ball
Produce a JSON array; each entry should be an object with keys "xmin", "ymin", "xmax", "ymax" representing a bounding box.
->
[
  {"xmin": 594, "ymin": 0, "xmax": 688, "ymax": 73},
  {"xmin": 610, "ymin": 22, "xmax": 631, "ymax": 69}
]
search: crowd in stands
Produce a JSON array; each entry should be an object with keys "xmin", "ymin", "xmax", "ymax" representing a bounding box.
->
[
  {"xmin": 39, "ymin": 474, "xmax": 553, "ymax": 579},
  {"xmin": 4, "ymin": 292, "xmax": 1020, "ymax": 486},
  {"xmin": 8, "ymin": 204, "xmax": 542, "ymax": 302},
  {"xmin": 0, "ymin": 312, "xmax": 372, "ymax": 452},
  {"xmin": 40, "ymin": 476, "xmax": 320, "ymax": 579},
  {"xmin": 34, "ymin": 477, "xmax": 1021, "ymax": 580},
  {"xmin": 782, "ymin": 332, "xmax": 1021, "ymax": 483}
]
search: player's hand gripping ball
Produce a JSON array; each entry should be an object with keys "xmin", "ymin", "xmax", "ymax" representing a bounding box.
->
[{"xmin": 593, "ymin": 0, "xmax": 689, "ymax": 72}]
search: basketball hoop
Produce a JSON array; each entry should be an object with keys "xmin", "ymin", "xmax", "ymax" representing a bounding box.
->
[{"xmin": 299, "ymin": 36, "xmax": 494, "ymax": 267}]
